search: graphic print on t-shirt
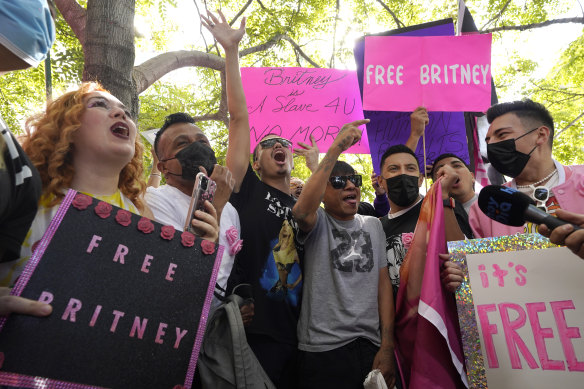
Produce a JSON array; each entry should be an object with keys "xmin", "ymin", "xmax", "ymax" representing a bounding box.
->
[
  {"xmin": 330, "ymin": 226, "xmax": 374, "ymax": 273},
  {"xmin": 259, "ymin": 193, "xmax": 302, "ymax": 306},
  {"xmin": 385, "ymin": 233, "xmax": 406, "ymax": 288}
]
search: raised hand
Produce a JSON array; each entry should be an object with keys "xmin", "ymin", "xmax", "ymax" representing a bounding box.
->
[
  {"xmin": 371, "ymin": 172, "xmax": 386, "ymax": 195},
  {"xmin": 410, "ymin": 106, "xmax": 429, "ymax": 138},
  {"xmin": 294, "ymin": 135, "xmax": 319, "ymax": 173},
  {"xmin": 435, "ymin": 163, "xmax": 460, "ymax": 200},
  {"xmin": 201, "ymin": 10, "xmax": 246, "ymax": 50},
  {"xmin": 333, "ymin": 119, "xmax": 369, "ymax": 153}
]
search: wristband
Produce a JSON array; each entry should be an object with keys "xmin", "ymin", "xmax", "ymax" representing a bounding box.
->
[{"xmin": 443, "ymin": 197, "xmax": 455, "ymax": 209}]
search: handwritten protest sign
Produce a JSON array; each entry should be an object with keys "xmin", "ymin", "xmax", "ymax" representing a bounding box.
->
[
  {"xmin": 354, "ymin": 19, "xmax": 470, "ymax": 173},
  {"xmin": 363, "ymin": 34, "xmax": 492, "ymax": 112},
  {"xmin": 0, "ymin": 190, "xmax": 221, "ymax": 389},
  {"xmin": 242, "ymin": 67, "xmax": 369, "ymax": 154},
  {"xmin": 449, "ymin": 235, "xmax": 584, "ymax": 388}
]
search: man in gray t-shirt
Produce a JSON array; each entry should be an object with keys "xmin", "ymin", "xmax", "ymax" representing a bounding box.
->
[{"xmin": 292, "ymin": 120, "xmax": 395, "ymax": 389}]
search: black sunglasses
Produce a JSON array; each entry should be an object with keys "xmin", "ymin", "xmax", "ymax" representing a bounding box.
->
[
  {"xmin": 259, "ymin": 137, "xmax": 293, "ymax": 149},
  {"xmin": 329, "ymin": 174, "xmax": 362, "ymax": 189}
]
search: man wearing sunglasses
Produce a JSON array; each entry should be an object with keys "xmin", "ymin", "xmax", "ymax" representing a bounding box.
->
[
  {"xmin": 292, "ymin": 119, "xmax": 396, "ymax": 389},
  {"xmin": 469, "ymin": 99, "xmax": 584, "ymax": 238},
  {"xmin": 225, "ymin": 128, "xmax": 304, "ymax": 387}
]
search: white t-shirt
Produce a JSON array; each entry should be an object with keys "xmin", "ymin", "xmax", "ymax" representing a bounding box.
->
[{"xmin": 145, "ymin": 184, "xmax": 240, "ymax": 308}]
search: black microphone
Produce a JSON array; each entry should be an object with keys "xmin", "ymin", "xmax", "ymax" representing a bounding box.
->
[{"xmin": 478, "ymin": 185, "xmax": 582, "ymax": 231}]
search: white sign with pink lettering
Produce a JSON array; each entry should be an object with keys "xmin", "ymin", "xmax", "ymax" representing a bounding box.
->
[{"xmin": 465, "ymin": 246, "xmax": 584, "ymax": 388}]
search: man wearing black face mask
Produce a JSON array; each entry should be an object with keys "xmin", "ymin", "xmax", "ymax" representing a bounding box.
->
[
  {"xmin": 145, "ymin": 112, "xmax": 242, "ymax": 309},
  {"xmin": 377, "ymin": 110, "xmax": 465, "ymax": 297},
  {"xmin": 469, "ymin": 99, "xmax": 584, "ymax": 238}
]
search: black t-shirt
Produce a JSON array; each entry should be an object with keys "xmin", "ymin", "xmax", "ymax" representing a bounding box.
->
[
  {"xmin": 0, "ymin": 121, "xmax": 41, "ymax": 263},
  {"xmin": 227, "ymin": 165, "xmax": 303, "ymax": 345},
  {"xmin": 379, "ymin": 200, "xmax": 422, "ymax": 297}
]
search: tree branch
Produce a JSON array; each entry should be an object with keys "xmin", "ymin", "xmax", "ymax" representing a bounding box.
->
[
  {"xmin": 480, "ymin": 0, "xmax": 511, "ymax": 31},
  {"xmin": 240, "ymin": 33, "xmax": 321, "ymax": 67},
  {"xmin": 375, "ymin": 0, "xmax": 405, "ymax": 29},
  {"xmin": 330, "ymin": 0, "xmax": 340, "ymax": 68},
  {"xmin": 133, "ymin": 50, "xmax": 224, "ymax": 94},
  {"xmin": 239, "ymin": 33, "xmax": 286, "ymax": 57},
  {"xmin": 281, "ymin": 36, "xmax": 322, "ymax": 68},
  {"xmin": 482, "ymin": 17, "xmax": 584, "ymax": 33},
  {"xmin": 54, "ymin": 0, "xmax": 87, "ymax": 46},
  {"xmin": 555, "ymin": 111, "xmax": 584, "ymax": 139},
  {"xmin": 532, "ymin": 83, "xmax": 584, "ymax": 97},
  {"xmin": 230, "ymin": 0, "xmax": 254, "ymax": 26}
]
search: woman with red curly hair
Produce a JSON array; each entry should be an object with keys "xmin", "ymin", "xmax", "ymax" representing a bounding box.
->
[{"xmin": 0, "ymin": 82, "xmax": 218, "ymax": 287}]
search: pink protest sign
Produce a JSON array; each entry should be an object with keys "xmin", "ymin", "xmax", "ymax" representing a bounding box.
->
[
  {"xmin": 363, "ymin": 34, "xmax": 492, "ymax": 112},
  {"xmin": 449, "ymin": 235, "xmax": 584, "ymax": 388},
  {"xmin": 242, "ymin": 67, "xmax": 369, "ymax": 154}
]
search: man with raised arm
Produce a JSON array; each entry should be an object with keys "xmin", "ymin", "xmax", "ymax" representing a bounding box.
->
[
  {"xmin": 208, "ymin": 10, "xmax": 302, "ymax": 388},
  {"xmin": 292, "ymin": 119, "xmax": 396, "ymax": 388}
]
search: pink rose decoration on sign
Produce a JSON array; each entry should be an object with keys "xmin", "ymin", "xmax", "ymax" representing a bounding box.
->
[
  {"xmin": 160, "ymin": 225, "xmax": 175, "ymax": 240},
  {"xmin": 94, "ymin": 201, "xmax": 112, "ymax": 219},
  {"xmin": 115, "ymin": 209, "xmax": 132, "ymax": 226},
  {"xmin": 137, "ymin": 217, "xmax": 154, "ymax": 234},
  {"xmin": 225, "ymin": 226, "xmax": 243, "ymax": 255},
  {"xmin": 72, "ymin": 193, "xmax": 93, "ymax": 210},
  {"xmin": 402, "ymin": 232, "xmax": 414, "ymax": 251},
  {"xmin": 201, "ymin": 239, "xmax": 216, "ymax": 255},
  {"xmin": 181, "ymin": 231, "xmax": 195, "ymax": 247}
]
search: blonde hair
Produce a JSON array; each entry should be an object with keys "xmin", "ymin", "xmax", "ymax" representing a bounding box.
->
[{"xmin": 21, "ymin": 82, "xmax": 146, "ymax": 211}]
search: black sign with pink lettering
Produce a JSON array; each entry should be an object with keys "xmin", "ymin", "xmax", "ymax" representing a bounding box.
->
[{"xmin": 0, "ymin": 190, "xmax": 222, "ymax": 389}]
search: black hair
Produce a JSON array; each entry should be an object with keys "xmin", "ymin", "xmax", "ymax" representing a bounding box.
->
[
  {"xmin": 330, "ymin": 161, "xmax": 355, "ymax": 177},
  {"xmin": 430, "ymin": 153, "xmax": 469, "ymax": 180},
  {"xmin": 486, "ymin": 99, "xmax": 554, "ymax": 147},
  {"xmin": 154, "ymin": 112, "xmax": 196, "ymax": 158},
  {"xmin": 379, "ymin": 144, "xmax": 419, "ymax": 172}
]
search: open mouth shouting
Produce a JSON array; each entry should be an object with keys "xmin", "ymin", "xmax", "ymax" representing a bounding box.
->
[
  {"xmin": 110, "ymin": 121, "xmax": 130, "ymax": 139},
  {"xmin": 342, "ymin": 191, "xmax": 358, "ymax": 206},
  {"xmin": 273, "ymin": 148, "xmax": 287, "ymax": 165}
]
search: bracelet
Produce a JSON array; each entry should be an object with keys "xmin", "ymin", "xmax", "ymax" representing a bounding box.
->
[{"xmin": 150, "ymin": 173, "xmax": 161, "ymax": 177}]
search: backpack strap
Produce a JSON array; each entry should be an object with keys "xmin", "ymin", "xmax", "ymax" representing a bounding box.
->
[{"xmin": 225, "ymin": 294, "xmax": 250, "ymax": 389}]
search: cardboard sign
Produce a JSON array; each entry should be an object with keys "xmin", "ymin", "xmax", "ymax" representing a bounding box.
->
[
  {"xmin": 363, "ymin": 34, "xmax": 492, "ymax": 112},
  {"xmin": 242, "ymin": 67, "xmax": 369, "ymax": 154},
  {"xmin": 353, "ymin": 19, "xmax": 470, "ymax": 173},
  {"xmin": 449, "ymin": 234, "xmax": 584, "ymax": 388},
  {"xmin": 0, "ymin": 190, "xmax": 222, "ymax": 389}
]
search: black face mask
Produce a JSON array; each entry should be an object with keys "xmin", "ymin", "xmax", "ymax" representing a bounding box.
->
[
  {"xmin": 385, "ymin": 174, "xmax": 420, "ymax": 207},
  {"xmin": 487, "ymin": 127, "xmax": 538, "ymax": 178},
  {"xmin": 163, "ymin": 141, "xmax": 217, "ymax": 181}
]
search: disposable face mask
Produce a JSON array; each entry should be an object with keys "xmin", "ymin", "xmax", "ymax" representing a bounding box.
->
[
  {"xmin": 385, "ymin": 174, "xmax": 420, "ymax": 207},
  {"xmin": 487, "ymin": 127, "xmax": 538, "ymax": 178},
  {"xmin": 163, "ymin": 141, "xmax": 217, "ymax": 181}
]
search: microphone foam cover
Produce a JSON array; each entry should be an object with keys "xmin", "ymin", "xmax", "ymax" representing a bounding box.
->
[{"xmin": 478, "ymin": 185, "xmax": 535, "ymax": 227}]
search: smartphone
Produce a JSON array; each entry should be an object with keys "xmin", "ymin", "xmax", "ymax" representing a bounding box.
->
[{"xmin": 184, "ymin": 172, "xmax": 217, "ymax": 234}]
